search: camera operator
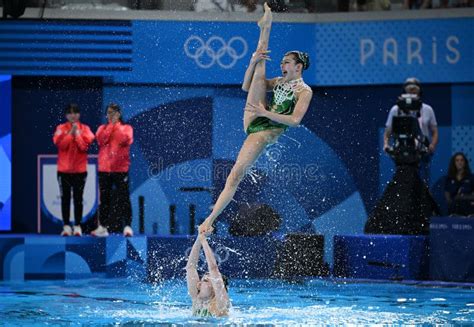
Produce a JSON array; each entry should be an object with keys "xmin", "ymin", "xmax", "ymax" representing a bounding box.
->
[{"xmin": 383, "ymin": 77, "xmax": 439, "ymax": 184}]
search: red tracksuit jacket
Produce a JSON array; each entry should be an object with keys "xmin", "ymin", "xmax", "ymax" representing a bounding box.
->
[
  {"xmin": 96, "ymin": 122, "xmax": 133, "ymax": 173},
  {"xmin": 53, "ymin": 122, "xmax": 95, "ymax": 173}
]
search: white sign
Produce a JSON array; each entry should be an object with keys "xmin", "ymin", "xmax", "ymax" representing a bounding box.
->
[{"xmin": 42, "ymin": 164, "xmax": 97, "ymax": 224}]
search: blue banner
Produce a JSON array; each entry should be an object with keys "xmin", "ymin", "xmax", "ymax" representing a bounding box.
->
[
  {"xmin": 315, "ymin": 18, "xmax": 473, "ymax": 85},
  {"xmin": 0, "ymin": 18, "xmax": 471, "ymax": 85},
  {"xmin": 114, "ymin": 21, "xmax": 316, "ymax": 85},
  {"xmin": 0, "ymin": 75, "xmax": 11, "ymax": 231}
]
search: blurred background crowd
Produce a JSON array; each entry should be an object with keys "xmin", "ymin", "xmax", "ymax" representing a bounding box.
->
[{"xmin": 17, "ymin": 0, "xmax": 474, "ymax": 14}]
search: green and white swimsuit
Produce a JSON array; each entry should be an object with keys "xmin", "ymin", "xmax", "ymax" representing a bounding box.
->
[
  {"xmin": 246, "ymin": 77, "xmax": 311, "ymax": 135},
  {"xmin": 193, "ymin": 307, "xmax": 213, "ymax": 317}
]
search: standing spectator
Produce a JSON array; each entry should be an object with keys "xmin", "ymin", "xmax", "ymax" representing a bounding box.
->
[
  {"xmin": 354, "ymin": 0, "xmax": 391, "ymax": 11},
  {"xmin": 92, "ymin": 103, "xmax": 134, "ymax": 237},
  {"xmin": 404, "ymin": 0, "xmax": 430, "ymax": 9},
  {"xmin": 304, "ymin": 0, "xmax": 317, "ymax": 12},
  {"xmin": 233, "ymin": 0, "xmax": 263, "ymax": 12},
  {"xmin": 53, "ymin": 103, "xmax": 95, "ymax": 236},
  {"xmin": 436, "ymin": 0, "xmax": 472, "ymax": 7},
  {"xmin": 194, "ymin": 0, "xmax": 263, "ymax": 12},
  {"xmin": 444, "ymin": 152, "xmax": 474, "ymax": 215},
  {"xmin": 193, "ymin": 0, "xmax": 233, "ymax": 12},
  {"xmin": 338, "ymin": 0, "xmax": 351, "ymax": 11},
  {"xmin": 383, "ymin": 77, "xmax": 438, "ymax": 184},
  {"xmin": 267, "ymin": 0, "xmax": 288, "ymax": 11}
]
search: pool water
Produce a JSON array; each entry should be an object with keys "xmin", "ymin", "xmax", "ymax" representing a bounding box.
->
[{"xmin": 0, "ymin": 278, "xmax": 473, "ymax": 325}]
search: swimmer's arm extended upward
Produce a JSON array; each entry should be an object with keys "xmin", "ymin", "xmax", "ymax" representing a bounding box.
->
[
  {"xmin": 200, "ymin": 235, "xmax": 229, "ymax": 310},
  {"xmin": 185, "ymin": 237, "xmax": 202, "ymax": 299}
]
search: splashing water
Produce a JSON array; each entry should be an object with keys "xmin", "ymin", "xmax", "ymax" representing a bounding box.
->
[
  {"xmin": 1, "ymin": 278, "xmax": 473, "ymax": 325},
  {"xmin": 279, "ymin": 132, "xmax": 302, "ymax": 149},
  {"xmin": 246, "ymin": 167, "xmax": 261, "ymax": 184}
]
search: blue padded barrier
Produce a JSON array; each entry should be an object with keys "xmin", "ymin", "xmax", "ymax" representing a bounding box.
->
[
  {"xmin": 334, "ymin": 234, "xmax": 429, "ymax": 281},
  {"xmin": 1, "ymin": 236, "xmax": 107, "ymax": 280},
  {"xmin": 66, "ymin": 237, "xmax": 106, "ymax": 279},
  {"xmin": 105, "ymin": 236, "xmax": 147, "ymax": 280},
  {"xmin": 1, "ymin": 235, "xmax": 280, "ymax": 281},
  {"xmin": 211, "ymin": 236, "xmax": 280, "ymax": 279},
  {"xmin": 146, "ymin": 236, "xmax": 281, "ymax": 282},
  {"xmin": 24, "ymin": 236, "xmax": 66, "ymax": 280},
  {"xmin": 147, "ymin": 236, "xmax": 194, "ymax": 282},
  {"xmin": 430, "ymin": 217, "xmax": 474, "ymax": 283},
  {"xmin": 0, "ymin": 236, "xmax": 25, "ymax": 281}
]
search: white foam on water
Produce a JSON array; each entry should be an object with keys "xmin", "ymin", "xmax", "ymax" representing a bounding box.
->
[{"xmin": 83, "ymin": 301, "xmax": 457, "ymax": 325}]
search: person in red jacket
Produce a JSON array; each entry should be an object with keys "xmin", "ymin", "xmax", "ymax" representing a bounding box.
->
[
  {"xmin": 53, "ymin": 103, "xmax": 95, "ymax": 236},
  {"xmin": 92, "ymin": 103, "xmax": 134, "ymax": 237}
]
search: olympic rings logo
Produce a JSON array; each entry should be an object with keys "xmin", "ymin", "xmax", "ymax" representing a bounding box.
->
[{"xmin": 184, "ymin": 35, "xmax": 248, "ymax": 69}]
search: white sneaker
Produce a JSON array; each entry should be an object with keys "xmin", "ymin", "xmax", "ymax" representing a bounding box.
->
[
  {"xmin": 123, "ymin": 225, "xmax": 133, "ymax": 237},
  {"xmin": 73, "ymin": 225, "xmax": 82, "ymax": 236},
  {"xmin": 61, "ymin": 225, "xmax": 72, "ymax": 237},
  {"xmin": 91, "ymin": 225, "xmax": 109, "ymax": 237}
]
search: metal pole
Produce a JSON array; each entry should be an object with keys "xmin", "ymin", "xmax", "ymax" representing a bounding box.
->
[
  {"xmin": 138, "ymin": 196, "xmax": 145, "ymax": 234},
  {"xmin": 169, "ymin": 204, "xmax": 176, "ymax": 235},
  {"xmin": 189, "ymin": 204, "xmax": 196, "ymax": 235}
]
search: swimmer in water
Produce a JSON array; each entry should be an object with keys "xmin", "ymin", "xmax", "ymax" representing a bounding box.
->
[{"xmin": 186, "ymin": 233, "xmax": 230, "ymax": 317}]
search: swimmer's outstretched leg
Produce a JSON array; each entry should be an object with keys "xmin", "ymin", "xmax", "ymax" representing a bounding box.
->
[
  {"xmin": 201, "ymin": 129, "xmax": 280, "ymax": 233},
  {"xmin": 243, "ymin": 2, "xmax": 272, "ymax": 132}
]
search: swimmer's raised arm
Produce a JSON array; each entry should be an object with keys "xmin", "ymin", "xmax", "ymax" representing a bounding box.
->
[
  {"xmin": 245, "ymin": 88, "xmax": 313, "ymax": 127},
  {"xmin": 199, "ymin": 234, "xmax": 219, "ymax": 272},
  {"xmin": 199, "ymin": 234, "xmax": 229, "ymax": 310},
  {"xmin": 242, "ymin": 50, "xmax": 271, "ymax": 92},
  {"xmin": 185, "ymin": 236, "xmax": 202, "ymax": 299}
]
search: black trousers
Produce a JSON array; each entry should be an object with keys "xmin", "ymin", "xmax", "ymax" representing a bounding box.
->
[
  {"xmin": 98, "ymin": 172, "xmax": 132, "ymax": 231},
  {"xmin": 57, "ymin": 172, "xmax": 87, "ymax": 226}
]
